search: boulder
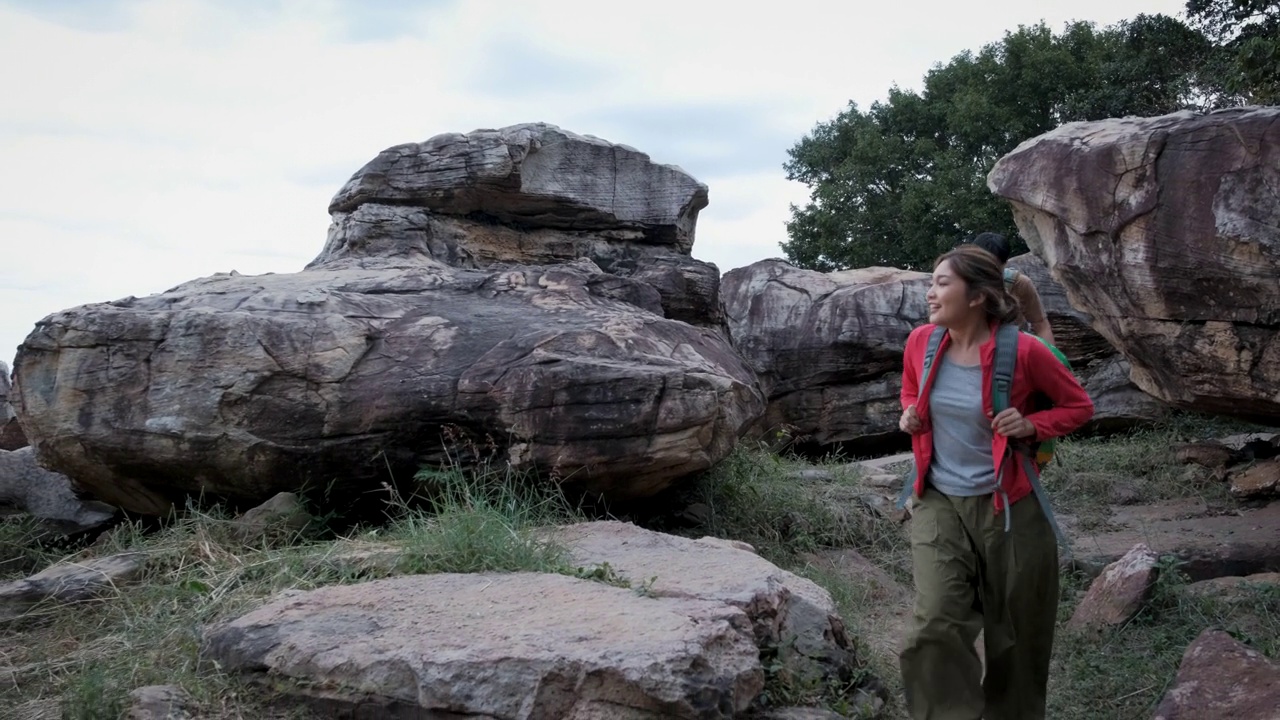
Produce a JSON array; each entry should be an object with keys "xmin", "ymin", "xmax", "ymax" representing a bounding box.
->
[
  {"xmin": 1008, "ymin": 253, "xmax": 1169, "ymax": 431},
  {"xmin": 990, "ymin": 107, "xmax": 1280, "ymax": 421},
  {"xmin": 0, "ymin": 447, "xmax": 116, "ymax": 534},
  {"xmin": 1186, "ymin": 572, "xmax": 1280, "ymax": 601},
  {"xmin": 13, "ymin": 125, "xmax": 763, "ymax": 516},
  {"xmin": 201, "ymin": 572, "xmax": 764, "ymax": 719},
  {"xmin": 1153, "ymin": 629, "xmax": 1280, "ymax": 719},
  {"xmin": 1006, "ymin": 253, "xmax": 1112, "ymax": 364},
  {"xmin": 312, "ymin": 123, "xmax": 720, "ymax": 326},
  {"xmin": 721, "ymin": 260, "xmax": 929, "ymax": 450}
]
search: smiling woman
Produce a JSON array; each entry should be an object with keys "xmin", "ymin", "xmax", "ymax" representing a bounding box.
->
[{"xmin": 897, "ymin": 245, "xmax": 1094, "ymax": 720}]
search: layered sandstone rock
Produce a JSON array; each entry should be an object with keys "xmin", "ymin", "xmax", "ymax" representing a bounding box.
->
[
  {"xmin": 990, "ymin": 107, "xmax": 1280, "ymax": 421},
  {"xmin": 13, "ymin": 125, "xmax": 761, "ymax": 515}
]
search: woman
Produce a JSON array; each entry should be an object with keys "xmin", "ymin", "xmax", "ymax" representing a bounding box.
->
[{"xmin": 897, "ymin": 245, "xmax": 1093, "ymax": 720}]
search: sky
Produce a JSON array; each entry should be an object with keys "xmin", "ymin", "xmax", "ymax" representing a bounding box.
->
[{"xmin": 0, "ymin": 0, "xmax": 1189, "ymax": 368}]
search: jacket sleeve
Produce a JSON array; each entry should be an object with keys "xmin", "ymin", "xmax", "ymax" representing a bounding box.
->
[
  {"xmin": 1022, "ymin": 337, "xmax": 1094, "ymax": 441},
  {"xmin": 901, "ymin": 326, "xmax": 924, "ymax": 410}
]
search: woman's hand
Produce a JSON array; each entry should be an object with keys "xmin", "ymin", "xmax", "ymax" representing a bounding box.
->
[
  {"xmin": 991, "ymin": 408, "xmax": 1036, "ymax": 438},
  {"xmin": 900, "ymin": 405, "xmax": 923, "ymax": 434}
]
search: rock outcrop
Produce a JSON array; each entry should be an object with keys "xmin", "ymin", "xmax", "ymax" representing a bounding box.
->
[
  {"xmin": 1009, "ymin": 253, "xmax": 1169, "ymax": 431},
  {"xmin": 13, "ymin": 125, "xmax": 763, "ymax": 515},
  {"xmin": 990, "ymin": 107, "xmax": 1280, "ymax": 421},
  {"xmin": 720, "ymin": 261, "xmax": 928, "ymax": 451}
]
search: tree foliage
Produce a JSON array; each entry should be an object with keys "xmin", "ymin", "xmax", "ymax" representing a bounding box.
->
[
  {"xmin": 782, "ymin": 14, "xmax": 1248, "ymax": 272},
  {"xmin": 1186, "ymin": 0, "xmax": 1280, "ymax": 103}
]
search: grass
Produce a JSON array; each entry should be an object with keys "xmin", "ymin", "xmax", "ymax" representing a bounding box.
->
[
  {"xmin": 0, "ymin": 460, "xmax": 587, "ymax": 720},
  {"xmin": 1043, "ymin": 413, "xmax": 1269, "ymax": 529},
  {"xmin": 1048, "ymin": 559, "xmax": 1280, "ymax": 719}
]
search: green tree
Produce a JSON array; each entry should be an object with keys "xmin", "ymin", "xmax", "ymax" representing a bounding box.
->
[
  {"xmin": 1186, "ymin": 0, "xmax": 1280, "ymax": 103},
  {"xmin": 783, "ymin": 17, "xmax": 1214, "ymax": 271}
]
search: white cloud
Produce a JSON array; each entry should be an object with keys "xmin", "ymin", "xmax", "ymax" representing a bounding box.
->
[{"xmin": 0, "ymin": 0, "xmax": 1187, "ymax": 365}]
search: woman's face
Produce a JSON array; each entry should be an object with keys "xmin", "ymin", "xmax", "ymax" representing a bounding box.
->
[{"xmin": 927, "ymin": 259, "xmax": 980, "ymax": 327}]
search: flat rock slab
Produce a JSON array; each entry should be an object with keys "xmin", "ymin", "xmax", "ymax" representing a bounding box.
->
[
  {"xmin": 202, "ymin": 572, "xmax": 763, "ymax": 719},
  {"xmin": 0, "ymin": 552, "xmax": 145, "ymax": 621},
  {"xmin": 1153, "ymin": 629, "xmax": 1280, "ymax": 719},
  {"xmin": 1067, "ymin": 499, "xmax": 1280, "ymax": 581},
  {"xmin": 547, "ymin": 522, "xmax": 856, "ymax": 683}
]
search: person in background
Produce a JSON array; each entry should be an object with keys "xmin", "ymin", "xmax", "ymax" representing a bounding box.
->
[
  {"xmin": 898, "ymin": 245, "xmax": 1093, "ymax": 719},
  {"xmin": 970, "ymin": 232, "xmax": 1056, "ymax": 347}
]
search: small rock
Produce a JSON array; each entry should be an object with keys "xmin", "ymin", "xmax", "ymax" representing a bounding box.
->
[
  {"xmin": 0, "ymin": 447, "xmax": 117, "ymax": 533},
  {"xmin": 863, "ymin": 473, "xmax": 900, "ymax": 489},
  {"xmin": 1068, "ymin": 543, "xmax": 1159, "ymax": 631},
  {"xmin": 1108, "ymin": 480, "xmax": 1142, "ymax": 505},
  {"xmin": 125, "ymin": 684, "xmax": 195, "ymax": 720},
  {"xmin": 1174, "ymin": 442, "xmax": 1235, "ymax": 470},
  {"xmin": 0, "ymin": 552, "xmax": 146, "ymax": 620},
  {"xmin": 231, "ymin": 491, "xmax": 313, "ymax": 544},
  {"xmin": 1153, "ymin": 628, "xmax": 1280, "ymax": 719},
  {"xmin": 1228, "ymin": 458, "xmax": 1280, "ymax": 499},
  {"xmin": 1186, "ymin": 572, "xmax": 1280, "ymax": 602}
]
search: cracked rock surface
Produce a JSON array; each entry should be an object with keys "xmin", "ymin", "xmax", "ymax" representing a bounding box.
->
[{"xmin": 989, "ymin": 107, "xmax": 1280, "ymax": 421}]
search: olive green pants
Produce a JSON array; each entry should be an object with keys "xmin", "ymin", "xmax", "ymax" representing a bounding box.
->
[{"xmin": 899, "ymin": 490, "xmax": 1059, "ymax": 720}]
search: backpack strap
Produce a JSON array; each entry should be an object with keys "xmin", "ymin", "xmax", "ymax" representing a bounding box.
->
[
  {"xmin": 1002, "ymin": 266, "xmax": 1019, "ymax": 290},
  {"xmin": 992, "ymin": 323, "xmax": 1070, "ymax": 555},
  {"xmin": 896, "ymin": 327, "xmax": 948, "ymax": 510},
  {"xmin": 991, "ymin": 324, "xmax": 1020, "ymax": 413},
  {"xmin": 920, "ymin": 326, "xmax": 947, "ymax": 391}
]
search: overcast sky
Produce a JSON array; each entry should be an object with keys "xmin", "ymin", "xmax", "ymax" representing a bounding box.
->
[{"xmin": 0, "ymin": 0, "xmax": 1187, "ymax": 368}]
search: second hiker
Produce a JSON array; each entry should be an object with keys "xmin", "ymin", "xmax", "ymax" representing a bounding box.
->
[
  {"xmin": 971, "ymin": 231, "xmax": 1056, "ymax": 347},
  {"xmin": 897, "ymin": 245, "xmax": 1093, "ymax": 720}
]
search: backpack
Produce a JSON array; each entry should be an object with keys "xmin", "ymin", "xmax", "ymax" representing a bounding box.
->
[
  {"xmin": 896, "ymin": 324, "xmax": 1071, "ymax": 550},
  {"xmin": 1002, "ymin": 266, "xmax": 1019, "ymax": 291}
]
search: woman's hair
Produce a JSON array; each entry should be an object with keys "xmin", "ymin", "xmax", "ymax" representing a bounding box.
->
[{"xmin": 934, "ymin": 244, "xmax": 1021, "ymax": 324}]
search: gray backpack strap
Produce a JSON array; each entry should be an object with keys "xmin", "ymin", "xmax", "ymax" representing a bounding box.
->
[
  {"xmin": 991, "ymin": 323, "xmax": 1070, "ymax": 555},
  {"xmin": 991, "ymin": 324, "xmax": 1020, "ymax": 413},
  {"xmin": 896, "ymin": 327, "xmax": 947, "ymax": 509}
]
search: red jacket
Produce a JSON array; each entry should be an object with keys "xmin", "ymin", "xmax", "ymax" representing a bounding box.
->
[{"xmin": 901, "ymin": 322, "xmax": 1094, "ymax": 512}]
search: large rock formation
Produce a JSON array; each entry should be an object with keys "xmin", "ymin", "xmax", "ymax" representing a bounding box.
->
[
  {"xmin": 1008, "ymin": 253, "xmax": 1169, "ymax": 431},
  {"xmin": 13, "ymin": 124, "xmax": 763, "ymax": 515},
  {"xmin": 720, "ymin": 262, "xmax": 929, "ymax": 451},
  {"xmin": 990, "ymin": 107, "xmax": 1280, "ymax": 421}
]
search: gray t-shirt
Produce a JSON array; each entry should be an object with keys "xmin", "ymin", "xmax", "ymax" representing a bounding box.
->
[{"xmin": 927, "ymin": 357, "xmax": 996, "ymax": 496}]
